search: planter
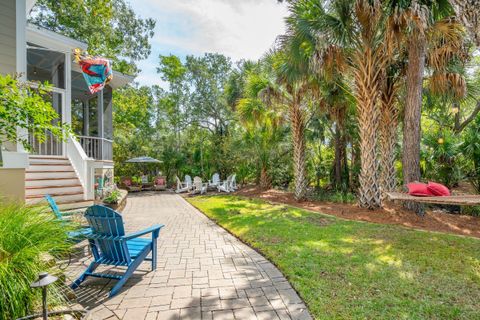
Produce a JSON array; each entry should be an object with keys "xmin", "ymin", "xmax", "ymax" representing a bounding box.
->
[{"xmin": 102, "ymin": 189, "xmax": 128, "ymax": 212}]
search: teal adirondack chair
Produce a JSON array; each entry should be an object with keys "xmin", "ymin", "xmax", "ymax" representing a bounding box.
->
[
  {"xmin": 71, "ymin": 205, "xmax": 164, "ymax": 297},
  {"xmin": 45, "ymin": 195, "xmax": 92, "ymax": 240}
]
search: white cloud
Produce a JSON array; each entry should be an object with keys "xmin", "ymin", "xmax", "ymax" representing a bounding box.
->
[{"xmin": 132, "ymin": 0, "xmax": 288, "ymax": 87}]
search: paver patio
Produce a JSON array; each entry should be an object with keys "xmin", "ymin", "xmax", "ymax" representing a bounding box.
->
[{"xmin": 68, "ymin": 192, "xmax": 311, "ymax": 320}]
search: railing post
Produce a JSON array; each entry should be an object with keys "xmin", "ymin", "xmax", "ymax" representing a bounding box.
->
[{"xmin": 98, "ymin": 90, "xmax": 104, "ymax": 160}]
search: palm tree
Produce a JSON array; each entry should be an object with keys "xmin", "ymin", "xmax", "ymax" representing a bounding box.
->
[
  {"xmin": 379, "ymin": 65, "xmax": 402, "ymax": 196},
  {"xmin": 449, "ymin": 0, "xmax": 480, "ymax": 46},
  {"xmin": 237, "ymin": 68, "xmax": 286, "ymax": 189},
  {"xmin": 306, "ymin": 0, "xmax": 387, "ymax": 208},
  {"xmin": 386, "ymin": 1, "xmax": 456, "ymax": 210},
  {"xmin": 270, "ymin": 52, "xmax": 311, "ymax": 200},
  {"xmin": 281, "ymin": 0, "xmax": 353, "ymax": 198}
]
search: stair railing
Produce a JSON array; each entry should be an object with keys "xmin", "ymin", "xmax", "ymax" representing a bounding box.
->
[{"xmin": 67, "ymin": 136, "xmax": 95, "ymax": 200}]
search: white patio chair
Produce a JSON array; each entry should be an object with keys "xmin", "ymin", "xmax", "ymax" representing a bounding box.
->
[
  {"xmin": 175, "ymin": 176, "xmax": 190, "ymax": 193},
  {"xmin": 185, "ymin": 175, "xmax": 193, "ymax": 189},
  {"xmin": 191, "ymin": 176, "xmax": 208, "ymax": 195},
  {"xmin": 218, "ymin": 175, "xmax": 232, "ymax": 193},
  {"xmin": 208, "ymin": 173, "xmax": 221, "ymax": 188},
  {"xmin": 231, "ymin": 174, "xmax": 238, "ymax": 191}
]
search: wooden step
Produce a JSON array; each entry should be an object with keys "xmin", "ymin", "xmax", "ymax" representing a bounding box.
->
[
  {"xmin": 29, "ymin": 163, "xmax": 71, "ymax": 166},
  {"xmin": 26, "ymin": 190, "xmax": 84, "ymax": 199},
  {"xmin": 29, "ymin": 157, "xmax": 70, "ymax": 165},
  {"xmin": 25, "ymin": 171, "xmax": 78, "ymax": 179},
  {"xmin": 27, "ymin": 165, "xmax": 73, "ymax": 172},
  {"xmin": 26, "ymin": 192, "xmax": 85, "ymax": 204},
  {"xmin": 29, "ymin": 156, "xmax": 67, "ymax": 159},
  {"xmin": 26, "ymin": 178, "xmax": 80, "ymax": 187},
  {"xmin": 26, "ymin": 184, "xmax": 82, "ymax": 189},
  {"xmin": 25, "ymin": 185, "xmax": 83, "ymax": 197}
]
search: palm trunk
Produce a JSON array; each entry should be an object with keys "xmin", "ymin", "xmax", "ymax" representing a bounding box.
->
[
  {"xmin": 379, "ymin": 76, "xmax": 399, "ymax": 198},
  {"xmin": 333, "ymin": 122, "xmax": 342, "ymax": 188},
  {"xmin": 449, "ymin": 0, "xmax": 480, "ymax": 46},
  {"xmin": 259, "ymin": 164, "xmax": 271, "ymax": 189},
  {"xmin": 353, "ymin": 46, "xmax": 382, "ymax": 209},
  {"xmin": 291, "ymin": 98, "xmax": 307, "ymax": 201},
  {"xmin": 333, "ymin": 109, "xmax": 348, "ymax": 191},
  {"xmin": 402, "ymin": 34, "xmax": 426, "ymax": 212}
]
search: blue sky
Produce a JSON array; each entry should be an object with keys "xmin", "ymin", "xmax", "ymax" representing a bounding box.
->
[{"xmin": 132, "ymin": 0, "xmax": 288, "ymax": 87}]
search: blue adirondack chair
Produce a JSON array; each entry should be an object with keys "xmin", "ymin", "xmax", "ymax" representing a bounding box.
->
[
  {"xmin": 45, "ymin": 195, "xmax": 92, "ymax": 240},
  {"xmin": 71, "ymin": 205, "xmax": 164, "ymax": 297}
]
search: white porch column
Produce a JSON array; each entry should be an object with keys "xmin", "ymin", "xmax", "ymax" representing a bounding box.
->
[
  {"xmin": 15, "ymin": 0, "xmax": 27, "ymax": 153},
  {"xmin": 65, "ymin": 52, "xmax": 72, "ymax": 125},
  {"xmin": 64, "ymin": 52, "xmax": 72, "ymax": 157},
  {"xmin": 83, "ymin": 100, "xmax": 89, "ymax": 136},
  {"xmin": 98, "ymin": 90, "xmax": 104, "ymax": 159}
]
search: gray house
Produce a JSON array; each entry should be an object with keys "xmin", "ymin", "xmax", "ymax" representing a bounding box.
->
[{"xmin": 0, "ymin": 0, "xmax": 133, "ymax": 208}]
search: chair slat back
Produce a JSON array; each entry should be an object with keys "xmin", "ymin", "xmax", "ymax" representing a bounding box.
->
[
  {"xmin": 193, "ymin": 176, "xmax": 202, "ymax": 190},
  {"xmin": 212, "ymin": 173, "xmax": 220, "ymax": 184},
  {"xmin": 155, "ymin": 176, "xmax": 166, "ymax": 186},
  {"xmin": 185, "ymin": 175, "xmax": 192, "ymax": 186},
  {"xmin": 45, "ymin": 195, "xmax": 62, "ymax": 220},
  {"xmin": 85, "ymin": 205, "xmax": 130, "ymax": 265}
]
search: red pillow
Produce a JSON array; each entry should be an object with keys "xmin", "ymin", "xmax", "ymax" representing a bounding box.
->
[
  {"xmin": 155, "ymin": 178, "xmax": 165, "ymax": 185},
  {"xmin": 407, "ymin": 182, "xmax": 433, "ymax": 197},
  {"xmin": 123, "ymin": 179, "xmax": 132, "ymax": 186},
  {"xmin": 427, "ymin": 182, "xmax": 450, "ymax": 196}
]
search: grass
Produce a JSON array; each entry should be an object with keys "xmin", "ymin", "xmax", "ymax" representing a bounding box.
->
[
  {"xmin": 0, "ymin": 202, "xmax": 73, "ymax": 320},
  {"xmin": 187, "ymin": 195, "xmax": 480, "ymax": 320}
]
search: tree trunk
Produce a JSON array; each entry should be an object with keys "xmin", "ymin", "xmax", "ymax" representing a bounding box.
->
[
  {"xmin": 402, "ymin": 34, "xmax": 426, "ymax": 212},
  {"xmin": 259, "ymin": 165, "xmax": 271, "ymax": 190},
  {"xmin": 350, "ymin": 141, "xmax": 360, "ymax": 191},
  {"xmin": 379, "ymin": 76, "xmax": 399, "ymax": 198},
  {"xmin": 291, "ymin": 98, "xmax": 307, "ymax": 201},
  {"xmin": 449, "ymin": 0, "xmax": 480, "ymax": 46},
  {"xmin": 333, "ymin": 122, "xmax": 342, "ymax": 189},
  {"xmin": 353, "ymin": 47, "xmax": 382, "ymax": 209}
]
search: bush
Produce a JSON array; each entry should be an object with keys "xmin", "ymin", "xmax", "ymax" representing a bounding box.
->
[
  {"xmin": 308, "ymin": 189, "xmax": 356, "ymax": 204},
  {"xmin": 103, "ymin": 189, "xmax": 121, "ymax": 204},
  {"xmin": 0, "ymin": 202, "xmax": 72, "ymax": 320}
]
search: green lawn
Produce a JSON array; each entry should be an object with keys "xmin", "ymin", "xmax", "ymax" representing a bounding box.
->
[{"xmin": 187, "ymin": 195, "xmax": 480, "ymax": 320}]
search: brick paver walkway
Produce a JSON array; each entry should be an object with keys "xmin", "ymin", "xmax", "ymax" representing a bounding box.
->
[{"xmin": 69, "ymin": 192, "xmax": 311, "ymax": 320}]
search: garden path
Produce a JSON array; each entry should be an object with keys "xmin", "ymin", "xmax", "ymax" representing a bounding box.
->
[{"xmin": 68, "ymin": 192, "xmax": 311, "ymax": 320}]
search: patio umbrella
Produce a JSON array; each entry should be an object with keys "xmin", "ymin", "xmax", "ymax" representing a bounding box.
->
[
  {"xmin": 125, "ymin": 156, "xmax": 162, "ymax": 163},
  {"xmin": 125, "ymin": 157, "xmax": 162, "ymax": 181}
]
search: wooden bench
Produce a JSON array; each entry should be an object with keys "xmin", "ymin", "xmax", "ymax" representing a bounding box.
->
[
  {"xmin": 386, "ymin": 192, "xmax": 480, "ymax": 206},
  {"xmin": 386, "ymin": 192, "xmax": 480, "ymax": 215}
]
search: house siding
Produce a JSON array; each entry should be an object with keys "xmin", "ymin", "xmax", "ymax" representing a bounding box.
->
[{"xmin": 0, "ymin": 0, "xmax": 16, "ymax": 75}]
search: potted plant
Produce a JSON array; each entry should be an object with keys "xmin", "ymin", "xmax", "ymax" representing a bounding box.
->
[{"xmin": 103, "ymin": 189, "xmax": 122, "ymax": 210}]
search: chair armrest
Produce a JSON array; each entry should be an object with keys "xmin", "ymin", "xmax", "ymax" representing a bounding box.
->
[{"xmin": 123, "ymin": 224, "xmax": 165, "ymax": 240}]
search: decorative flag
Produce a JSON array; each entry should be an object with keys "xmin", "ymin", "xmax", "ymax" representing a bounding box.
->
[{"xmin": 74, "ymin": 48, "xmax": 113, "ymax": 94}]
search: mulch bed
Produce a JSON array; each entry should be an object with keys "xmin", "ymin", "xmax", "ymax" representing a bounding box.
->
[{"xmin": 235, "ymin": 186, "xmax": 480, "ymax": 238}]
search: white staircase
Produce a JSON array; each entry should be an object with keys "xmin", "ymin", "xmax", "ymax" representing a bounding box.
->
[{"xmin": 26, "ymin": 156, "xmax": 93, "ymax": 210}]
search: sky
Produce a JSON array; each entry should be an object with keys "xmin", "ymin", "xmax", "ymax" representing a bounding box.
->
[{"xmin": 132, "ymin": 0, "xmax": 289, "ymax": 87}]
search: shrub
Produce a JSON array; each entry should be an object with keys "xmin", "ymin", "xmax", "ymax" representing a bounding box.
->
[
  {"xmin": 0, "ymin": 202, "xmax": 72, "ymax": 320},
  {"xmin": 308, "ymin": 189, "xmax": 356, "ymax": 204},
  {"xmin": 103, "ymin": 189, "xmax": 121, "ymax": 204}
]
